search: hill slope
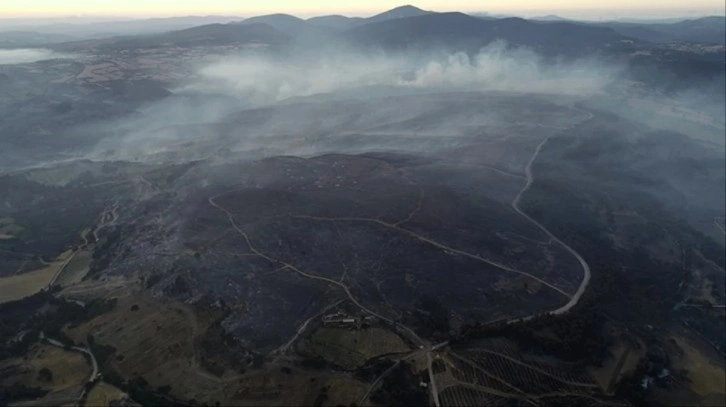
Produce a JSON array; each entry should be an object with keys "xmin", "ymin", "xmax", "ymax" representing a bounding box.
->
[
  {"xmin": 367, "ymin": 4, "xmax": 433, "ymax": 23},
  {"xmin": 66, "ymin": 22, "xmax": 292, "ymax": 50},
  {"xmin": 239, "ymin": 13, "xmax": 308, "ymax": 35},
  {"xmin": 601, "ymin": 16, "xmax": 726, "ymax": 44},
  {"xmin": 307, "ymin": 5, "xmax": 433, "ymax": 31},
  {"xmin": 345, "ymin": 12, "xmax": 635, "ymax": 55}
]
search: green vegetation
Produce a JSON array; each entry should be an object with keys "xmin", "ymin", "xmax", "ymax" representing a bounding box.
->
[{"xmin": 300, "ymin": 327, "xmax": 409, "ymax": 370}]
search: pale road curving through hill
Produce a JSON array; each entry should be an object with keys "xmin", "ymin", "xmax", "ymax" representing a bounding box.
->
[
  {"xmin": 209, "ymin": 108, "xmax": 594, "ymax": 406},
  {"xmin": 511, "ymin": 108, "xmax": 595, "ymax": 320},
  {"xmin": 40, "ymin": 331, "xmax": 100, "ymax": 406},
  {"xmin": 40, "ymin": 332, "xmax": 99, "ymax": 380},
  {"xmin": 271, "ymin": 298, "xmax": 345, "ymax": 364}
]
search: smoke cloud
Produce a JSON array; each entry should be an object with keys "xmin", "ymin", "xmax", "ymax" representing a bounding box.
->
[
  {"xmin": 183, "ymin": 42, "xmax": 618, "ymax": 106},
  {"xmin": 0, "ymin": 48, "xmax": 75, "ymax": 65},
  {"xmin": 80, "ymin": 42, "xmax": 717, "ymax": 165}
]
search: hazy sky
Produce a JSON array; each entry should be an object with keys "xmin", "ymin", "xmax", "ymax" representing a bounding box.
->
[{"xmin": 1, "ymin": 0, "xmax": 724, "ymax": 18}]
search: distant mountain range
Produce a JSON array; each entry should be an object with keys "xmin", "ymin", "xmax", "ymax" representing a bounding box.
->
[
  {"xmin": 343, "ymin": 12, "xmax": 635, "ymax": 55},
  {"xmin": 0, "ymin": 15, "xmax": 246, "ymax": 38},
  {"xmin": 597, "ymin": 17, "xmax": 726, "ymax": 44},
  {"xmin": 3, "ymin": 5, "xmax": 724, "ymax": 46},
  {"xmin": 0, "ymin": 31, "xmax": 78, "ymax": 47},
  {"xmin": 236, "ymin": 5, "xmax": 433, "ymax": 33},
  {"xmin": 18, "ymin": 4, "xmax": 726, "ymax": 54},
  {"xmin": 56, "ymin": 6, "xmax": 636, "ymax": 56},
  {"xmin": 53, "ymin": 22, "xmax": 291, "ymax": 51}
]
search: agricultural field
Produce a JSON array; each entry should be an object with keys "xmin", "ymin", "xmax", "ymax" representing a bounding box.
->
[
  {"xmin": 84, "ymin": 381, "xmax": 127, "ymax": 406},
  {"xmin": 454, "ymin": 349, "xmax": 600, "ymax": 395},
  {"xmin": 439, "ymin": 386, "xmax": 510, "ymax": 407},
  {"xmin": 53, "ymin": 249, "xmax": 91, "ymax": 287},
  {"xmin": 0, "ymin": 343, "xmax": 90, "ymax": 394},
  {"xmin": 438, "ymin": 336, "xmax": 620, "ymax": 407},
  {"xmin": 299, "ymin": 327, "xmax": 409, "ymax": 370},
  {"xmin": 446, "ymin": 352, "xmax": 522, "ymax": 395},
  {"xmin": 0, "ymin": 249, "xmax": 73, "ymax": 304},
  {"xmin": 667, "ymin": 335, "xmax": 725, "ymax": 405},
  {"xmin": 589, "ymin": 333, "xmax": 645, "ymax": 394},
  {"xmin": 64, "ymin": 293, "xmax": 199, "ymax": 378}
]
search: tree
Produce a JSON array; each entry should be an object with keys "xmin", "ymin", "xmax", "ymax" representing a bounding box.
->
[{"xmin": 37, "ymin": 368, "xmax": 53, "ymax": 383}]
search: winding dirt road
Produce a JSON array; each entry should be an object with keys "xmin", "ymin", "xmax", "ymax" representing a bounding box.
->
[
  {"xmin": 208, "ymin": 108, "xmax": 596, "ymax": 406},
  {"xmin": 511, "ymin": 108, "xmax": 595, "ymax": 319},
  {"xmin": 41, "ymin": 330, "xmax": 100, "ymax": 407},
  {"xmin": 208, "ymin": 194, "xmax": 426, "ymax": 347},
  {"xmin": 41, "ymin": 332, "xmax": 99, "ymax": 380},
  {"xmin": 271, "ymin": 298, "xmax": 345, "ymax": 364},
  {"xmin": 294, "ymin": 215, "xmax": 572, "ymax": 298}
]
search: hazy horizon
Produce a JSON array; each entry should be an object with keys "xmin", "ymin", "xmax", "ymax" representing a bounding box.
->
[{"xmin": 0, "ymin": 1, "xmax": 724, "ymax": 20}]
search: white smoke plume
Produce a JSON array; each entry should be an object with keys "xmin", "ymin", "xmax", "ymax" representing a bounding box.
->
[{"xmin": 0, "ymin": 48, "xmax": 75, "ymax": 65}]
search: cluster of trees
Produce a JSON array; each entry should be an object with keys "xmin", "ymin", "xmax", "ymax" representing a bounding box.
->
[
  {"xmin": 87, "ymin": 334, "xmax": 117, "ymax": 367},
  {"xmin": 103, "ymin": 370, "xmax": 189, "ymax": 407},
  {"xmin": 124, "ymin": 376, "xmax": 187, "ymax": 407},
  {"xmin": 300, "ymin": 356, "xmax": 329, "ymax": 370},
  {"xmin": 354, "ymin": 358, "xmax": 395, "ymax": 382},
  {"xmin": 37, "ymin": 367, "xmax": 53, "ymax": 383},
  {"xmin": 313, "ymin": 385, "xmax": 330, "ymax": 407},
  {"xmin": 370, "ymin": 362, "xmax": 427, "ymax": 406},
  {"xmin": 0, "ymin": 292, "xmax": 117, "ymax": 360},
  {"xmin": 198, "ymin": 320, "xmax": 252, "ymax": 375},
  {"xmin": 0, "ymin": 293, "xmax": 123, "ymax": 404},
  {"xmin": 0, "ymin": 384, "xmax": 49, "ymax": 405}
]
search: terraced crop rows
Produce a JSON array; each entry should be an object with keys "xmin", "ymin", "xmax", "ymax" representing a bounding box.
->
[
  {"xmin": 525, "ymin": 360, "xmax": 598, "ymax": 385},
  {"xmin": 448, "ymin": 354, "xmax": 521, "ymax": 394},
  {"xmin": 440, "ymin": 386, "xmax": 508, "ymax": 407},
  {"xmin": 461, "ymin": 351, "xmax": 594, "ymax": 395},
  {"xmin": 536, "ymin": 395, "xmax": 603, "ymax": 406}
]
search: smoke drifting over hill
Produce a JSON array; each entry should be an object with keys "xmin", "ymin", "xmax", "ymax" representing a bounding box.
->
[
  {"xmin": 88, "ymin": 43, "xmax": 626, "ymax": 162},
  {"xmin": 187, "ymin": 42, "xmax": 618, "ymax": 103}
]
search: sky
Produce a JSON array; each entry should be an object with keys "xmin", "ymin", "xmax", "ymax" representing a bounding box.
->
[{"xmin": 1, "ymin": 0, "xmax": 724, "ymax": 18}]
